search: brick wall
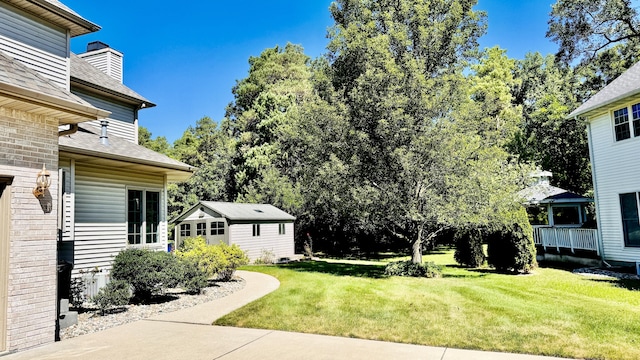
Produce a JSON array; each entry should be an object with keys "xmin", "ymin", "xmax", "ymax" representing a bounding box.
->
[{"xmin": 0, "ymin": 108, "xmax": 60, "ymax": 352}]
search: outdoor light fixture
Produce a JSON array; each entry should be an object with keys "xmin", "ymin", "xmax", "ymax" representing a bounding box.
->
[{"xmin": 33, "ymin": 164, "xmax": 51, "ymax": 198}]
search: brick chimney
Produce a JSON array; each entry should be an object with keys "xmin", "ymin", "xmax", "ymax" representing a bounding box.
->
[{"xmin": 77, "ymin": 41, "xmax": 124, "ymax": 83}]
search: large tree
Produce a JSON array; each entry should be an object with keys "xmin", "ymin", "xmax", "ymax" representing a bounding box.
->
[{"xmin": 327, "ymin": 0, "xmax": 530, "ymax": 263}]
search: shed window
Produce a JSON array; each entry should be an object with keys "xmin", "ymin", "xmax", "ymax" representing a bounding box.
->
[
  {"xmin": 211, "ymin": 221, "xmax": 224, "ymax": 235},
  {"xmin": 127, "ymin": 189, "xmax": 160, "ymax": 245},
  {"xmin": 279, "ymin": 223, "xmax": 286, "ymax": 235},
  {"xmin": 252, "ymin": 224, "xmax": 260, "ymax": 237},
  {"xmin": 196, "ymin": 222, "xmax": 206, "ymax": 236},
  {"xmin": 620, "ymin": 193, "xmax": 640, "ymax": 247},
  {"xmin": 180, "ymin": 223, "xmax": 191, "ymax": 237}
]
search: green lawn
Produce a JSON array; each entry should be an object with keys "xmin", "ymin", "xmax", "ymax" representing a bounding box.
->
[{"xmin": 216, "ymin": 250, "xmax": 640, "ymax": 360}]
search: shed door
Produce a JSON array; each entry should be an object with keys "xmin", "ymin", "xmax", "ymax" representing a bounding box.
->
[{"xmin": 0, "ymin": 181, "xmax": 10, "ymax": 352}]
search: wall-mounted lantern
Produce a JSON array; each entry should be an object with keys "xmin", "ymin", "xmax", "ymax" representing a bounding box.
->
[{"xmin": 33, "ymin": 164, "xmax": 51, "ymax": 198}]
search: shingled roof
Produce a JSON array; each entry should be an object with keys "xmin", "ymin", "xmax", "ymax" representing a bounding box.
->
[
  {"xmin": 70, "ymin": 53, "xmax": 155, "ymax": 107},
  {"xmin": 0, "ymin": 51, "xmax": 108, "ymax": 122},
  {"xmin": 59, "ymin": 124, "xmax": 193, "ymax": 182},
  {"xmin": 568, "ymin": 61, "xmax": 640, "ymax": 119},
  {"xmin": 172, "ymin": 201, "xmax": 296, "ymax": 224}
]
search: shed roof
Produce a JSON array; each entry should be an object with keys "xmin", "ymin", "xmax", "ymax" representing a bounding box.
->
[
  {"xmin": 59, "ymin": 124, "xmax": 194, "ymax": 182},
  {"xmin": 568, "ymin": 61, "xmax": 640, "ymax": 119},
  {"xmin": 173, "ymin": 201, "xmax": 296, "ymax": 224},
  {"xmin": 70, "ymin": 53, "xmax": 155, "ymax": 108}
]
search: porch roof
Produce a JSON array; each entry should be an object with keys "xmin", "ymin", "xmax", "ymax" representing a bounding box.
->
[{"xmin": 519, "ymin": 183, "xmax": 593, "ymax": 205}]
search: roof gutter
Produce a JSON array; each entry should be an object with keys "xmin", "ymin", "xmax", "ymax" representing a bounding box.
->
[
  {"xmin": 58, "ymin": 146, "xmax": 195, "ymax": 173},
  {"xmin": 27, "ymin": 0, "xmax": 101, "ymax": 34}
]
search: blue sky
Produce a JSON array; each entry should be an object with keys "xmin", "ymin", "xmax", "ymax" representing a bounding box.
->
[{"xmin": 63, "ymin": 0, "xmax": 557, "ymax": 143}]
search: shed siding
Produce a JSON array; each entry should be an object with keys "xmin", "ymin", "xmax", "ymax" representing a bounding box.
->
[
  {"xmin": 229, "ymin": 222, "xmax": 295, "ymax": 261},
  {"xmin": 0, "ymin": 2, "xmax": 68, "ymax": 88},
  {"xmin": 590, "ymin": 111, "xmax": 640, "ymax": 263},
  {"xmin": 72, "ymin": 164, "xmax": 167, "ymax": 274}
]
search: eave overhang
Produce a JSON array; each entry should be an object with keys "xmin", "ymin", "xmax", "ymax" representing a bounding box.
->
[{"xmin": 0, "ymin": 81, "xmax": 110, "ymax": 123}]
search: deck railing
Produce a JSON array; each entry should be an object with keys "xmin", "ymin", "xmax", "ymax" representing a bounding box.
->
[{"xmin": 532, "ymin": 226, "xmax": 599, "ymax": 255}]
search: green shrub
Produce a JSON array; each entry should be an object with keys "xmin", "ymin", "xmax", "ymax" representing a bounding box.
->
[
  {"xmin": 454, "ymin": 226, "xmax": 486, "ymax": 268},
  {"xmin": 177, "ymin": 257, "xmax": 210, "ymax": 294},
  {"xmin": 384, "ymin": 260, "xmax": 442, "ymax": 278},
  {"xmin": 69, "ymin": 277, "xmax": 86, "ymax": 309},
  {"xmin": 217, "ymin": 243, "xmax": 249, "ymax": 281},
  {"xmin": 111, "ymin": 248, "xmax": 181, "ymax": 302},
  {"xmin": 92, "ymin": 280, "xmax": 132, "ymax": 314},
  {"xmin": 176, "ymin": 237, "xmax": 249, "ymax": 282},
  {"xmin": 486, "ymin": 223, "xmax": 537, "ymax": 273}
]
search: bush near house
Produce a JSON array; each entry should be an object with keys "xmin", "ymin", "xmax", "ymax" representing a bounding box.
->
[
  {"xmin": 487, "ymin": 223, "xmax": 537, "ymax": 273},
  {"xmin": 177, "ymin": 236, "xmax": 249, "ymax": 282},
  {"xmin": 92, "ymin": 279, "xmax": 132, "ymax": 314},
  {"xmin": 111, "ymin": 248, "xmax": 183, "ymax": 302}
]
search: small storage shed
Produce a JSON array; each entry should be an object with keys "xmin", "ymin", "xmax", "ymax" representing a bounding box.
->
[{"xmin": 172, "ymin": 201, "xmax": 296, "ymax": 262}]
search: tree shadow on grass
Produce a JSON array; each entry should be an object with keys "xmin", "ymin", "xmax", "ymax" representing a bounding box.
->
[
  {"xmin": 586, "ymin": 278, "xmax": 640, "ymax": 291},
  {"xmin": 280, "ymin": 261, "xmax": 386, "ymax": 278}
]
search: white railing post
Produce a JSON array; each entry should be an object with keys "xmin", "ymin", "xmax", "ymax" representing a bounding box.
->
[
  {"xmin": 569, "ymin": 230, "xmax": 575, "ymax": 253},
  {"xmin": 554, "ymin": 228, "xmax": 560, "ymax": 252}
]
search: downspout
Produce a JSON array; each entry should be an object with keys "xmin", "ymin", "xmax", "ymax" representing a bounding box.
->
[
  {"xmin": 58, "ymin": 124, "xmax": 78, "ymax": 137},
  {"xmin": 585, "ymin": 117, "xmax": 609, "ymax": 267}
]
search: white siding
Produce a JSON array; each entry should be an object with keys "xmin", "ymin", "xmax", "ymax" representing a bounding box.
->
[
  {"xmin": 71, "ymin": 88, "xmax": 137, "ymax": 143},
  {"xmin": 78, "ymin": 49, "xmax": 123, "ymax": 83},
  {"xmin": 589, "ymin": 111, "xmax": 640, "ymax": 263},
  {"xmin": 229, "ymin": 222, "xmax": 295, "ymax": 262},
  {"xmin": 72, "ymin": 164, "xmax": 167, "ymax": 274},
  {"xmin": 0, "ymin": 2, "xmax": 68, "ymax": 89}
]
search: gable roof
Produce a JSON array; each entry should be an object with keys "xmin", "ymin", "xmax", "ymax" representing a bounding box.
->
[
  {"xmin": 568, "ymin": 61, "xmax": 640, "ymax": 119},
  {"xmin": 0, "ymin": 51, "xmax": 109, "ymax": 123},
  {"xmin": 70, "ymin": 53, "xmax": 156, "ymax": 108},
  {"xmin": 172, "ymin": 201, "xmax": 296, "ymax": 224},
  {"xmin": 59, "ymin": 124, "xmax": 194, "ymax": 182}
]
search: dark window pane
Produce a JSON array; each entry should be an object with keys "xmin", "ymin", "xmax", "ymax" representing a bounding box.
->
[
  {"xmin": 614, "ymin": 107, "xmax": 631, "ymax": 141},
  {"xmin": 620, "ymin": 193, "xmax": 640, "ymax": 247},
  {"xmin": 552, "ymin": 206, "xmax": 580, "ymax": 225},
  {"xmin": 128, "ymin": 190, "xmax": 142, "ymax": 244},
  {"xmin": 145, "ymin": 191, "xmax": 159, "ymax": 243}
]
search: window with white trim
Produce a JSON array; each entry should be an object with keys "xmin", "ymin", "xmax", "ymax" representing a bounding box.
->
[
  {"xmin": 127, "ymin": 189, "xmax": 160, "ymax": 245},
  {"xmin": 180, "ymin": 223, "xmax": 191, "ymax": 237},
  {"xmin": 620, "ymin": 192, "xmax": 640, "ymax": 247},
  {"xmin": 196, "ymin": 222, "xmax": 206, "ymax": 236},
  {"xmin": 210, "ymin": 221, "xmax": 224, "ymax": 235},
  {"xmin": 278, "ymin": 223, "xmax": 286, "ymax": 235},
  {"xmin": 613, "ymin": 103, "xmax": 640, "ymax": 141},
  {"xmin": 252, "ymin": 224, "xmax": 260, "ymax": 237}
]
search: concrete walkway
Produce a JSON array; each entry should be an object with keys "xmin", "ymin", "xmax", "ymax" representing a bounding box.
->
[{"xmin": 3, "ymin": 270, "xmax": 571, "ymax": 360}]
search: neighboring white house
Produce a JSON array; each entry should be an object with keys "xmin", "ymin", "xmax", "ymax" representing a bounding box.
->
[
  {"xmin": 172, "ymin": 201, "xmax": 296, "ymax": 262},
  {"xmin": 568, "ymin": 61, "xmax": 640, "ymax": 268}
]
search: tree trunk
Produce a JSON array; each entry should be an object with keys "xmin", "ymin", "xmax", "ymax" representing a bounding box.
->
[
  {"xmin": 411, "ymin": 239, "xmax": 422, "ymax": 264},
  {"xmin": 411, "ymin": 225, "xmax": 424, "ymax": 264}
]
